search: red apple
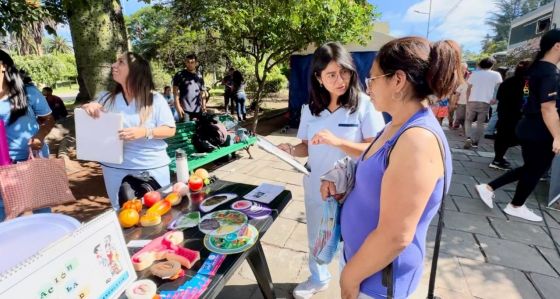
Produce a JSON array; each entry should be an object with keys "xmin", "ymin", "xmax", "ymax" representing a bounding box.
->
[
  {"xmin": 143, "ymin": 191, "xmax": 161, "ymax": 208},
  {"xmin": 188, "ymin": 175, "xmax": 204, "ymax": 192}
]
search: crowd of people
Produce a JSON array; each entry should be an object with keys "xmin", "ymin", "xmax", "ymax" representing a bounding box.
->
[{"xmin": 1, "ymin": 27, "xmax": 560, "ymax": 299}]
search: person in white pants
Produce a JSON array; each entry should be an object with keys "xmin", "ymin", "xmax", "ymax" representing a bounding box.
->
[{"xmin": 278, "ymin": 42, "xmax": 384, "ymax": 299}]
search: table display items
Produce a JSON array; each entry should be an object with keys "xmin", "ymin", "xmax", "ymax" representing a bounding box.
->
[
  {"xmin": 149, "ymin": 260, "xmax": 184, "ymax": 280},
  {"xmin": 198, "ymin": 210, "xmax": 248, "ymax": 237},
  {"xmin": 119, "ymin": 191, "xmax": 182, "ymax": 228},
  {"xmin": 168, "ymin": 211, "xmax": 201, "ymax": 230},
  {"xmin": 130, "ymin": 231, "xmax": 200, "ymax": 271},
  {"xmin": 231, "ymin": 200, "xmax": 272, "ymax": 219},
  {"xmin": 203, "ymin": 224, "xmax": 259, "ymax": 255},
  {"xmin": 125, "ymin": 279, "xmax": 158, "ymax": 299},
  {"xmin": 199, "ymin": 193, "xmax": 238, "ymax": 213}
]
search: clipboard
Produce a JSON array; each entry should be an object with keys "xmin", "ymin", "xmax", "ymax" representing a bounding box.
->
[
  {"xmin": 256, "ymin": 135, "xmax": 309, "ymax": 175},
  {"xmin": 75, "ymin": 108, "xmax": 124, "ymax": 164},
  {"xmin": 0, "ymin": 211, "xmax": 137, "ymax": 299}
]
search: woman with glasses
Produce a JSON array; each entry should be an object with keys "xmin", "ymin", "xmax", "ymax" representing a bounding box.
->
[
  {"xmin": 318, "ymin": 37, "xmax": 458, "ymax": 298},
  {"xmin": 277, "ymin": 42, "xmax": 384, "ymax": 299}
]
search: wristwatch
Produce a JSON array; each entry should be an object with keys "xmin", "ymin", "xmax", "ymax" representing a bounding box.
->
[{"xmin": 145, "ymin": 127, "xmax": 154, "ymax": 140}]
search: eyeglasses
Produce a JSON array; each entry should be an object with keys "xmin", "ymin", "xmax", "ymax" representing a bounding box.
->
[
  {"xmin": 365, "ymin": 73, "xmax": 393, "ymax": 90},
  {"xmin": 322, "ymin": 69, "xmax": 352, "ymax": 84}
]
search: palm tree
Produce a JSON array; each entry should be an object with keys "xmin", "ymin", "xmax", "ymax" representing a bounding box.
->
[{"xmin": 45, "ymin": 35, "xmax": 73, "ymax": 54}]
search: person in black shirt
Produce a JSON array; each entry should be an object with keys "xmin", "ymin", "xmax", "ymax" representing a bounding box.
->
[
  {"xmin": 489, "ymin": 60, "xmax": 531, "ymax": 170},
  {"xmin": 475, "ymin": 29, "xmax": 560, "ymax": 222},
  {"xmin": 172, "ymin": 54, "xmax": 207, "ymax": 121},
  {"xmin": 221, "ymin": 67, "xmax": 235, "ymax": 114}
]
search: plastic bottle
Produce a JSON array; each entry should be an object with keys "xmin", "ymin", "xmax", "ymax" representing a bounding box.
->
[{"xmin": 175, "ymin": 149, "xmax": 189, "ymax": 183}]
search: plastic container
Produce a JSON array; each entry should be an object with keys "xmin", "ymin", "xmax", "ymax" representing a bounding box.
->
[{"xmin": 175, "ymin": 149, "xmax": 189, "ymax": 184}]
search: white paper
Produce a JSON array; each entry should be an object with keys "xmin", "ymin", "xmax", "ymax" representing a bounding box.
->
[
  {"xmin": 256, "ymin": 135, "xmax": 309, "ymax": 175},
  {"xmin": 244, "ymin": 183, "xmax": 285, "ymax": 204},
  {"xmin": 75, "ymin": 108, "xmax": 124, "ymax": 164},
  {"xmin": 127, "ymin": 239, "xmax": 152, "ymax": 248}
]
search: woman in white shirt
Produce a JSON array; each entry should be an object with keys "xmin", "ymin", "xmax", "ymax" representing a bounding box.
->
[
  {"xmin": 82, "ymin": 52, "xmax": 176, "ymax": 209},
  {"xmin": 278, "ymin": 42, "xmax": 384, "ymax": 299}
]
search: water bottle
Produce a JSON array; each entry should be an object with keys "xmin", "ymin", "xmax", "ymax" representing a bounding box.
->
[
  {"xmin": 175, "ymin": 149, "xmax": 189, "ymax": 183},
  {"xmin": 0, "ymin": 119, "xmax": 10, "ymax": 166}
]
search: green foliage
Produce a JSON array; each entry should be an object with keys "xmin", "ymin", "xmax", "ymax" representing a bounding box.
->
[
  {"xmin": 0, "ymin": 0, "xmax": 65, "ymax": 37},
  {"xmin": 229, "ymin": 55, "xmax": 287, "ymax": 94},
  {"xmin": 126, "ymin": 6, "xmax": 226, "ymax": 73},
  {"xmin": 151, "ymin": 61, "xmax": 172, "ymax": 91},
  {"xmin": 12, "ymin": 53, "xmax": 77, "ymax": 86},
  {"xmin": 43, "ymin": 36, "xmax": 72, "ymax": 54}
]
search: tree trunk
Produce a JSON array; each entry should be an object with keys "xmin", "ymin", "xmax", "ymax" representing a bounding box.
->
[
  {"xmin": 251, "ymin": 82, "xmax": 264, "ymax": 133},
  {"xmin": 63, "ymin": 0, "xmax": 128, "ymax": 104}
]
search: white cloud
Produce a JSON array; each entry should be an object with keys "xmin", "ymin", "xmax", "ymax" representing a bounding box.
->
[{"xmin": 401, "ymin": 0, "xmax": 499, "ymax": 50}]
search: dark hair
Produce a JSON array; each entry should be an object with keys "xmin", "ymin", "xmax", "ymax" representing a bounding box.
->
[
  {"xmin": 514, "ymin": 59, "xmax": 531, "ymax": 77},
  {"xmin": 0, "ymin": 49, "xmax": 28, "ymax": 125},
  {"xmin": 376, "ymin": 37, "xmax": 462, "ymax": 100},
  {"xmin": 478, "ymin": 57, "xmax": 495, "ymax": 69},
  {"xmin": 309, "ymin": 42, "xmax": 361, "ymax": 116},
  {"xmin": 534, "ymin": 29, "xmax": 560, "ymax": 62},
  {"xmin": 100, "ymin": 52, "xmax": 155, "ymax": 125},
  {"xmin": 186, "ymin": 53, "xmax": 197, "ymax": 61},
  {"xmin": 232, "ymin": 70, "xmax": 244, "ymax": 85},
  {"xmin": 43, "ymin": 86, "xmax": 53, "ymax": 93},
  {"xmin": 163, "ymin": 85, "xmax": 170, "ymax": 90}
]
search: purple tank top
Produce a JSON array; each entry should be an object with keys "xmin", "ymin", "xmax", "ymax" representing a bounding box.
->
[{"xmin": 340, "ymin": 108, "xmax": 452, "ymax": 298}]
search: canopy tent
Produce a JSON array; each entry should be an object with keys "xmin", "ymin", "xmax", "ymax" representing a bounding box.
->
[{"xmin": 287, "ymin": 24, "xmax": 394, "ymax": 128}]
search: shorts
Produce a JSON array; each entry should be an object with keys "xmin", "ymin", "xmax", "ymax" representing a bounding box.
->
[{"xmin": 431, "ymin": 106, "xmax": 449, "ymax": 118}]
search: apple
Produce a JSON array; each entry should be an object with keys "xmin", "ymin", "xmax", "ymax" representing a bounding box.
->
[
  {"xmin": 143, "ymin": 191, "xmax": 161, "ymax": 208},
  {"xmin": 188, "ymin": 175, "xmax": 204, "ymax": 192},
  {"xmin": 194, "ymin": 168, "xmax": 210, "ymax": 180}
]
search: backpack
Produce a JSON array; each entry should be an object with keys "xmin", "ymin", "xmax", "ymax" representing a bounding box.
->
[
  {"xmin": 192, "ymin": 114, "xmax": 228, "ymax": 152},
  {"xmin": 118, "ymin": 172, "xmax": 161, "ymax": 207}
]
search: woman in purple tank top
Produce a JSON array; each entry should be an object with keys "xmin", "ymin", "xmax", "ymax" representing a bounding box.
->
[{"xmin": 318, "ymin": 37, "xmax": 460, "ymax": 298}]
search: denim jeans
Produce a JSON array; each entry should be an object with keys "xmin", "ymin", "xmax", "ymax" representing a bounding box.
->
[
  {"xmin": 485, "ymin": 104, "xmax": 498, "ymax": 135},
  {"xmin": 550, "ymin": 154, "xmax": 560, "ymax": 205},
  {"xmin": 235, "ymin": 92, "xmax": 247, "ymax": 120}
]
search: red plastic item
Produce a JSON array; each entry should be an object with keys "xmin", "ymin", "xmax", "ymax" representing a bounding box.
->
[
  {"xmin": 130, "ymin": 231, "xmax": 200, "ymax": 271},
  {"xmin": 146, "ymin": 199, "xmax": 171, "ymax": 216}
]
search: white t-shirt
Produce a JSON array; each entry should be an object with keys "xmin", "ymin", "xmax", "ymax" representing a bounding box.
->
[
  {"xmin": 467, "ymin": 69, "xmax": 503, "ymax": 103},
  {"xmin": 455, "ymin": 82, "xmax": 468, "ymax": 105},
  {"xmin": 297, "ymin": 93, "xmax": 385, "ymax": 178},
  {"xmin": 96, "ymin": 91, "xmax": 176, "ymax": 170}
]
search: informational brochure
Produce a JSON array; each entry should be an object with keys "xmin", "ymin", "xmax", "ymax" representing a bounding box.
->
[{"xmin": 243, "ymin": 183, "xmax": 285, "ymax": 204}]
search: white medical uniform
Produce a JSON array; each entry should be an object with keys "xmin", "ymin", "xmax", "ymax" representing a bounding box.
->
[
  {"xmin": 97, "ymin": 92, "xmax": 176, "ymax": 209},
  {"xmin": 296, "ymin": 93, "xmax": 385, "ymax": 284}
]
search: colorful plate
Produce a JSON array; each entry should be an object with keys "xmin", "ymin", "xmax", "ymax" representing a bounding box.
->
[
  {"xmin": 203, "ymin": 224, "xmax": 258, "ymax": 255},
  {"xmin": 198, "ymin": 210, "xmax": 248, "ymax": 237},
  {"xmin": 231, "ymin": 200, "xmax": 252, "ymax": 210},
  {"xmin": 199, "ymin": 193, "xmax": 238, "ymax": 213}
]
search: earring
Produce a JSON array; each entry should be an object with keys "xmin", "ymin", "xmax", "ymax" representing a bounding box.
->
[
  {"xmin": 391, "ymin": 91, "xmax": 403, "ymax": 101},
  {"xmin": 319, "ymin": 82, "xmax": 323, "ymax": 88}
]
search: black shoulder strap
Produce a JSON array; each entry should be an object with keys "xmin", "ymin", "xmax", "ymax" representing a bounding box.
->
[{"xmin": 382, "ymin": 126, "xmax": 448, "ymax": 299}]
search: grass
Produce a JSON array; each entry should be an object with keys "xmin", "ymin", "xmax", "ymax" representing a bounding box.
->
[{"xmin": 53, "ymin": 84, "xmax": 79, "ymax": 95}]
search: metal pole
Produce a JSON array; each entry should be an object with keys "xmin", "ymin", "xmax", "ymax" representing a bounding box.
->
[{"xmin": 427, "ymin": 0, "xmax": 433, "ymax": 38}]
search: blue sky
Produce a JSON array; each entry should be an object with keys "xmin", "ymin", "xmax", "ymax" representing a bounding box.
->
[
  {"xmin": 373, "ymin": 0, "xmax": 499, "ymax": 52},
  {"xmin": 57, "ymin": 0, "xmax": 497, "ymax": 52}
]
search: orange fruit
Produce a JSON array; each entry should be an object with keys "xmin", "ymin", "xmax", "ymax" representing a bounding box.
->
[
  {"xmin": 164, "ymin": 192, "xmax": 182, "ymax": 206},
  {"xmin": 118, "ymin": 208, "xmax": 140, "ymax": 228},
  {"xmin": 122, "ymin": 199, "xmax": 143, "ymax": 212}
]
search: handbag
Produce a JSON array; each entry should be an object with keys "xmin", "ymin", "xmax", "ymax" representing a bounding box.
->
[
  {"xmin": 311, "ymin": 196, "xmax": 341, "ymax": 264},
  {"xmin": 0, "ymin": 150, "xmax": 76, "ymax": 220},
  {"xmin": 118, "ymin": 171, "xmax": 161, "ymax": 207}
]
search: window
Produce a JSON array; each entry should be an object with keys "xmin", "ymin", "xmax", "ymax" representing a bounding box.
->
[{"xmin": 537, "ymin": 17, "xmax": 551, "ymax": 34}]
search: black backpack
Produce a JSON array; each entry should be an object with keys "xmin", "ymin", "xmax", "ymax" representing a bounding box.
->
[
  {"xmin": 192, "ymin": 114, "xmax": 228, "ymax": 153},
  {"xmin": 118, "ymin": 172, "xmax": 161, "ymax": 207}
]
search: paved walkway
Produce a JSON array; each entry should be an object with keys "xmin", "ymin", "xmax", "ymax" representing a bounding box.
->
[{"xmin": 210, "ymin": 125, "xmax": 560, "ymax": 299}]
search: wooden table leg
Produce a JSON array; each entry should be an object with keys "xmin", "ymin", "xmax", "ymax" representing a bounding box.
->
[{"xmin": 246, "ymin": 241, "xmax": 276, "ymax": 299}]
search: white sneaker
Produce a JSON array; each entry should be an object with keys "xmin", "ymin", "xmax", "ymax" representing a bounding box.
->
[
  {"xmin": 503, "ymin": 204, "xmax": 543, "ymax": 222},
  {"xmin": 475, "ymin": 184, "xmax": 494, "ymax": 209},
  {"xmin": 293, "ymin": 279, "xmax": 328, "ymax": 299}
]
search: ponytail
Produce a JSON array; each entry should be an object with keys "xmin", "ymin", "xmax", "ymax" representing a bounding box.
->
[{"xmin": 426, "ymin": 40, "xmax": 462, "ymax": 98}]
